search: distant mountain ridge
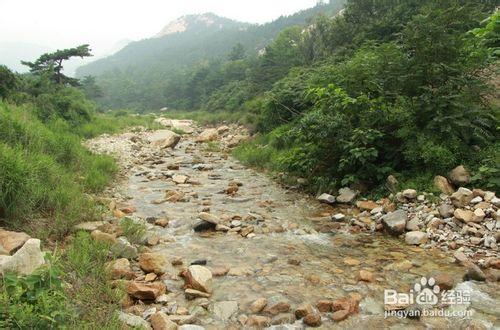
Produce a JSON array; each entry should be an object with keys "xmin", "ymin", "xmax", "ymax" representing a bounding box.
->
[
  {"xmin": 155, "ymin": 13, "xmax": 249, "ymax": 38},
  {"xmin": 76, "ymin": 3, "xmax": 342, "ymax": 78},
  {"xmin": 75, "ymin": 1, "xmax": 345, "ymax": 110}
]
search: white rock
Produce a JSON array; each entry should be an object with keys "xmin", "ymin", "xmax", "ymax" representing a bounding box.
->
[
  {"xmin": 0, "ymin": 239, "xmax": 45, "ymax": 275},
  {"xmin": 317, "ymin": 193, "xmax": 335, "ymax": 204},
  {"xmin": 405, "ymin": 231, "xmax": 428, "ymax": 245},
  {"xmin": 332, "ymin": 213, "xmax": 345, "ymax": 221},
  {"xmin": 470, "ymin": 196, "xmax": 483, "ymax": 204}
]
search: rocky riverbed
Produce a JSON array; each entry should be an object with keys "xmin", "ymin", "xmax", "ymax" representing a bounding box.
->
[{"xmin": 81, "ymin": 119, "xmax": 499, "ymax": 329}]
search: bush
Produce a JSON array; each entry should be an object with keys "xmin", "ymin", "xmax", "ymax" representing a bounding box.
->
[{"xmin": 0, "ymin": 257, "xmax": 74, "ymax": 329}]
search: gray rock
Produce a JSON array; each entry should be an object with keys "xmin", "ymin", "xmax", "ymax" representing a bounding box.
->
[
  {"xmin": 406, "ymin": 217, "xmax": 421, "ymax": 231},
  {"xmin": 438, "ymin": 204, "xmax": 454, "ymax": 218},
  {"xmin": 470, "ymin": 196, "xmax": 483, "ymax": 204},
  {"xmin": 213, "ymin": 300, "xmax": 238, "ymax": 320},
  {"xmin": 317, "ymin": 193, "xmax": 335, "ymax": 204},
  {"xmin": 336, "ymin": 188, "xmax": 357, "ymax": 204},
  {"xmin": 117, "ymin": 312, "xmax": 151, "ymax": 329},
  {"xmin": 381, "ymin": 210, "xmax": 407, "ymax": 235},
  {"xmin": 405, "ymin": 231, "xmax": 427, "ymax": 245},
  {"xmin": 402, "ymin": 189, "xmax": 417, "ymax": 199},
  {"xmin": 449, "ymin": 165, "xmax": 470, "ymax": 185},
  {"xmin": 111, "ymin": 237, "xmax": 138, "ymax": 259}
]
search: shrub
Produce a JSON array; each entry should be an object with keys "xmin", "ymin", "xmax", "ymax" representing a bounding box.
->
[{"xmin": 0, "ymin": 257, "xmax": 74, "ymax": 329}]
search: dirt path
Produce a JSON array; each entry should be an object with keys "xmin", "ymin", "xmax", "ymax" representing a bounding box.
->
[{"xmin": 86, "ymin": 123, "xmax": 500, "ymax": 329}]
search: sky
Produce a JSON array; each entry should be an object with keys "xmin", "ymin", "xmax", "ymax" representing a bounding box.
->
[{"xmin": 0, "ymin": 0, "xmax": 319, "ymax": 63}]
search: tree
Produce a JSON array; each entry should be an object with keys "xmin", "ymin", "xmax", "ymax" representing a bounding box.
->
[
  {"xmin": 0, "ymin": 65, "xmax": 17, "ymax": 98},
  {"xmin": 22, "ymin": 45, "xmax": 92, "ymax": 86},
  {"xmin": 80, "ymin": 75, "xmax": 103, "ymax": 99},
  {"xmin": 228, "ymin": 43, "xmax": 246, "ymax": 61}
]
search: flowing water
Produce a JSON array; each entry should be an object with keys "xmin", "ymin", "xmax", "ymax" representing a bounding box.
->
[{"xmin": 118, "ymin": 133, "xmax": 499, "ymax": 329}]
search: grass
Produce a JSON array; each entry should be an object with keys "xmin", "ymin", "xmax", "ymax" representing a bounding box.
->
[
  {"xmin": 204, "ymin": 141, "xmax": 221, "ymax": 152},
  {"xmin": 0, "ymin": 102, "xmax": 118, "ymax": 239},
  {"xmin": 62, "ymin": 232, "xmax": 122, "ymax": 328},
  {"xmin": 120, "ymin": 217, "xmax": 146, "ymax": 245},
  {"xmin": 76, "ymin": 111, "xmax": 161, "ymax": 139},
  {"xmin": 0, "ymin": 232, "xmax": 122, "ymax": 329}
]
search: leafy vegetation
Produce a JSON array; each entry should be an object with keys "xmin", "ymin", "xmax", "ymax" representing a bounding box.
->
[
  {"xmin": 0, "ymin": 233, "xmax": 122, "ymax": 329},
  {"xmin": 0, "ymin": 47, "xmax": 142, "ymax": 329}
]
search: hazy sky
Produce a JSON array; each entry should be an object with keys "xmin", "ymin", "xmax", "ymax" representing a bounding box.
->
[{"xmin": 0, "ymin": 0, "xmax": 318, "ymax": 57}]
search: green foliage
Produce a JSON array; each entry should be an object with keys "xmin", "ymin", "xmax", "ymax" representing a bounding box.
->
[
  {"xmin": 234, "ymin": 1, "xmax": 498, "ymax": 192},
  {"xmin": 0, "ymin": 65, "xmax": 18, "ymax": 99},
  {"xmin": 34, "ymin": 87, "xmax": 95, "ymax": 126},
  {"xmin": 228, "ymin": 42, "xmax": 246, "ymax": 61},
  {"xmin": 0, "ymin": 257, "xmax": 73, "ymax": 329},
  {"xmin": 471, "ymin": 11, "xmax": 500, "ymax": 58}
]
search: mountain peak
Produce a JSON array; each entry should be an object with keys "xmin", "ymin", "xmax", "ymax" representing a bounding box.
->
[{"xmin": 155, "ymin": 13, "xmax": 245, "ymax": 38}]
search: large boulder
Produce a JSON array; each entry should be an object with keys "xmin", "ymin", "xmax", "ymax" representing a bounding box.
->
[
  {"xmin": 148, "ymin": 130, "xmax": 181, "ymax": 149},
  {"xmin": 196, "ymin": 128, "xmax": 218, "ymax": 143},
  {"xmin": 449, "ymin": 165, "xmax": 470, "ymax": 186},
  {"xmin": 183, "ymin": 265, "xmax": 213, "ymax": 293},
  {"xmin": 0, "ymin": 229, "xmax": 30, "ymax": 255},
  {"xmin": 433, "ymin": 176, "xmax": 454, "ymax": 195},
  {"xmin": 336, "ymin": 188, "xmax": 357, "ymax": 204},
  {"xmin": 381, "ymin": 210, "xmax": 407, "ymax": 236},
  {"xmin": 0, "ymin": 239, "xmax": 45, "ymax": 275}
]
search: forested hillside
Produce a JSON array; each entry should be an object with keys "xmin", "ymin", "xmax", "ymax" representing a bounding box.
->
[
  {"xmin": 80, "ymin": 0, "xmax": 499, "ymax": 194},
  {"xmin": 75, "ymin": 1, "xmax": 345, "ymax": 110}
]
